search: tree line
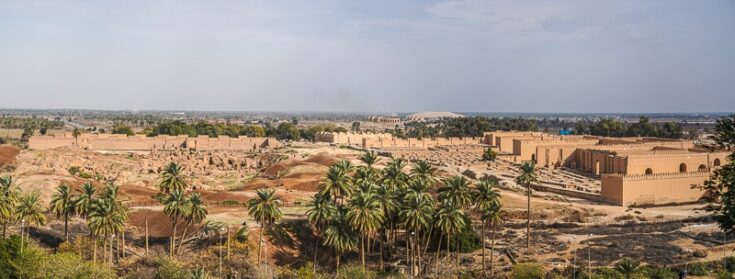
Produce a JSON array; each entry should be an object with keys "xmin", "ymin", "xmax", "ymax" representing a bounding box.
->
[
  {"xmin": 573, "ymin": 116, "xmax": 683, "ymax": 138},
  {"xmin": 402, "ymin": 116, "xmax": 538, "ymax": 139}
]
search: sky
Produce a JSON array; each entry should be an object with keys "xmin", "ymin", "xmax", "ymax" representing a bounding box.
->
[{"xmin": 1, "ymin": 0, "xmax": 734, "ymax": 113}]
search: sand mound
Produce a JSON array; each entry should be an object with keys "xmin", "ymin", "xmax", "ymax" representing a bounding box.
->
[
  {"xmin": 241, "ymin": 178, "xmax": 281, "ymax": 190},
  {"xmin": 263, "ymin": 152, "xmax": 336, "ymax": 177},
  {"xmin": 0, "ymin": 145, "xmax": 20, "ymax": 169},
  {"xmin": 303, "ymin": 152, "xmax": 338, "ymax": 166}
]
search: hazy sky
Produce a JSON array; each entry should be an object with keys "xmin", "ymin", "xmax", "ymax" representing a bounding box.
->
[{"xmin": 1, "ymin": 0, "xmax": 734, "ymax": 113}]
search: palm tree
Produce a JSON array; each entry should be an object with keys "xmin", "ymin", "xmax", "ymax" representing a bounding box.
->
[
  {"xmin": 399, "ymin": 191, "xmax": 434, "ymax": 275},
  {"xmin": 159, "ymin": 162, "xmax": 188, "ymax": 194},
  {"xmin": 347, "ymin": 192, "xmax": 384, "ymax": 270},
  {"xmin": 247, "ymin": 188, "xmax": 283, "ymax": 265},
  {"xmin": 486, "ymin": 202, "xmax": 502, "ymax": 277},
  {"xmin": 434, "ymin": 201, "xmax": 465, "ymax": 271},
  {"xmin": 438, "ymin": 176, "xmax": 472, "ymax": 209},
  {"xmin": 0, "ymin": 175, "xmax": 20, "ymax": 238},
  {"xmin": 515, "ymin": 161, "xmax": 538, "ymax": 248},
  {"xmin": 382, "ymin": 158, "xmax": 409, "ymax": 192},
  {"xmin": 163, "ymin": 189, "xmax": 190, "ymax": 257},
  {"xmin": 319, "ymin": 165, "xmax": 353, "ymax": 204},
  {"xmin": 374, "ymin": 184, "xmax": 399, "ymax": 270},
  {"xmin": 87, "ymin": 197, "xmax": 125, "ymax": 265},
  {"xmin": 75, "ymin": 181, "xmax": 97, "ymax": 219},
  {"xmin": 333, "ymin": 159, "xmax": 355, "ymax": 173},
  {"xmin": 306, "ymin": 193, "xmax": 337, "ymax": 272},
  {"xmin": 410, "ymin": 160, "xmax": 437, "ymax": 186},
  {"xmin": 472, "ymin": 179, "xmax": 501, "ymax": 275},
  {"xmin": 50, "ymin": 183, "xmax": 76, "ymax": 241},
  {"xmin": 615, "ymin": 258, "xmax": 641, "ymax": 279},
  {"xmin": 177, "ymin": 193, "xmax": 208, "ymax": 253},
  {"xmin": 482, "ymin": 148, "xmax": 497, "ymax": 163},
  {"xmin": 323, "ymin": 208, "xmax": 358, "ymax": 269},
  {"xmin": 16, "ymin": 192, "xmax": 47, "ymax": 239},
  {"xmin": 358, "ymin": 150, "xmax": 379, "ymax": 168}
]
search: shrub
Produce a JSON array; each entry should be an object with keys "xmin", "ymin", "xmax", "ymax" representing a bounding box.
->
[
  {"xmin": 67, "ymin": 166, "xmax": 81, "ymax": 176},
  {"xmin": 40, "ymin": 252, "xmax": 116, "ymax": 279},
  {"xmin": 725, "ymin": 256, "xmax": 735, "ymax": 272},
  {"xmin": 292, "ymin": 263, "xmax": 327, "ymax": 279},
  {"xmin": 336, "ymin": 264, "xmax": 376, "ymax": 279},
  {"xmin": 714, "ymin": 271, "xmax": 733, "ymax": 279},
  {"xmin": 512, "ymin": 263, "xmax": 546, "ymax": 279},
  {"xmin": 687, "ymin": 261, "xmax": 709, "ymax": 276},
  {"xmin": 447, "ymin": 216, "xmax": 482, "ymax": 253},
  {"xmin": 155, "ymin": 257, "xmax": 190, "ymax": 279},
  {"xmin": 221, "ymin": 200, "xmax": 241, "ymax": 206},
  {"xmin": 645, "ymin": 266, "xmax": 676, "ymax": 279},
  {"xmin": 593, "ymin": 267, "xmax": 623, "ymax": 279}
]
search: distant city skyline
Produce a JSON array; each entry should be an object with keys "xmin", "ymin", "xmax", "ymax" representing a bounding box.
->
[{"xmin": 1, "ymin": 1, "xmax": 734, "ymax": 113}]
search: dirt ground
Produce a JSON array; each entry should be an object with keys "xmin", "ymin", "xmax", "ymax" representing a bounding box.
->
[{"xmin": 5, "ymin": 142, "xmax": 732, "ymax": 276}]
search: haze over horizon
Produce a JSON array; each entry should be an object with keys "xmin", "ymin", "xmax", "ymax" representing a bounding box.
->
[{"xmin": 1, "ymin": 1, "xmax": 734, "ymax": 113}]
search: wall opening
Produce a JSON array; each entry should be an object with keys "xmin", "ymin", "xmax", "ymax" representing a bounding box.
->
[
  {"xmin": 679, "ymin": 163, "xmax": 687, "ymax": 173},
  {"xmin": 594, "ymin": 160, "xmax": 601, "ymax": 176},
  {"xmin": 531, "ymin": 154, "xmax": 536, "ymax": 162},
  {"xmin": 645, "ymin": 168, "xmax": 653, "ymax": 175},
  {"xmin": 698, "ymin": 164, "xmax": 708, "ymax": 172},
  {"xmin": 714, "ymin": 158, "xmax": 721, "ymax": 167}
]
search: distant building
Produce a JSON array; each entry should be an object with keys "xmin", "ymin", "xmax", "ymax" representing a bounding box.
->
[{"xmin": 368, "ymin": 116, "xmax": 402, "ymax": 123}]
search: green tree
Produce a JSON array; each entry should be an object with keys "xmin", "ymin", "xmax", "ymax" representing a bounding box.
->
[
  {"xmin": 87, "ymin": 197, "xmax": 125, "ymax": 265},
  {"xmin": 614, "ymin": 258, "xmax": 641, "ymax": 279},
  {"xmin": 399, "ymin": 186, "xmax": 434, "ymax": 275},
  {"xmin": 306, "ymin": 193, "xmax": 337, "ymax": 272},
  {"xmin": 162, "ymin": 190, "xmax": 190, "ymax": 257},
  {"xmin": 49, "ymin": 183, "xmax": 76, "ymax": 241},
  {"xmin": 16, "ymin": 192, "xmax": 47, "ymax": 239},
  {"xmin": 438, "ymin": 176, "xmax": 472, "ymax": 209},
  {"xmin": 323, "ymin": 208, "xmax": 358, "ymax": 269},
  {"xmin": 111, "ymin": 124, "xmax": 135, "ymax": 136},
  {"xmin": 347, "ymin": 192, "xmax": 384, "ymax": 270},
  {"xmin": 472, "ymin": 179, "xmax": 501, "ymax": 275},
  {"xmin": 515, "ymin": 161, "xmax": 538, "ymax": 248},
  {"xmin": 247, "ymin": 188, "xmax": 283, "ymax": 265},
  {"xmin": 410, "ymin": 160, "xmax": 437, "ymax": 186},
  {"xmin": 75, "ymin": 182, "xmax": 97, "ymax": 219},
  {"xmin": 708, "ymin": 115, "xmax": 735, "ymax": 236},
  {"xmin": 319, "ymin": 165, "xmax": 353, "ymax": 204},
  {"xmin": 382, "ymin": 158, "xmax": 409, "ymax": 191},
  {"xmin": 482, "ymin": 148, "xmax": 498, "ymax": 162},
  {"xmin": 159, "ymin": 162, "xmax": 188, "ymax": 194},
  {"xmin": 176, "ymin": 193, "xmax": 207, "ymax": 253},
  {"xmin": 434, "ymin": 201, "xmax": 465, "ymax": 271},
  {"xmin": 0, "ymin": 176, "xmax": 19, "ymax": 238}
]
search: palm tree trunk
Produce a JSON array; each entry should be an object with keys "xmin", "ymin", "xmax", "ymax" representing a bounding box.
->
[
  {"xmin": 406, "ymin": 231, "xmax": 410, "ymax": 269},
  {"xmin": 110, "ymin": 235, "xmax": 114, "ymax": 266},
  {"xmin": 145, "ymin": 218, "xmax": 149, "ymax": 256},
  {"xmin": 171, "ymin": 218, "xmax": 178, "ymax": 257},
  {"xmin": 446, "ymin": 233, "xmax": 451, "ymax": 260},
  {"xmin": 2, "ymin": 223, "xmax": 6, "ymax": 238},
  {"xmin": 415, "ymin": 233, "xmax": 421, "ymax": 275},
  {"xmin": 361, "ymin": 235, "xmax": 366, "ymax": 270},
  {"xmin": 526, "ymin": 182, "xmax": 531, "ymax": 248},
  {"xmin": 93, "ymin": 238, "xmax": 98, "ymax": 263},
  {"xmin": 336, "ymin": 250, "xmax": 340, "ymax": 269},
  {"xmin": 379, "ymin": 230, "xmax": 384, "ymax": 271},
  {"xmin": 491, "ymin": 223, "xmax": 496, "ymax": 277},
  {"xmin": 121, "ymin": 228, "xmax": 126, "ymax": 259},
  {"xmin": 456, "ymin": 235, "xmax": 460, "ymax": 267},
  {"xmin": 313, "ymin": 229, "xmax": 319, "ymax": 273},
  {"xmin": 481, "ymin": 220, "xmax": 486, "ymax": 276},
  {"xmin": 435, "ymin": 233, "xmax": 443, "ymax": 276},
  {"xmin": 257, "ymin": 221, "xmax": 264, "ymax": 264},
  {"xmin": 64, "ymin": 212, "xmax": 69, "ymax": 242},
  {"xmin": 423, "ymin": 225, "xmax": 433, "ymax": 255},
  {"xmin": 176, "ymin": 221, "xmax": 191, "ymax": 253}
]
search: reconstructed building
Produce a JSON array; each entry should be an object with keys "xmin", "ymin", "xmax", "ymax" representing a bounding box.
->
[
  {"xmin": 29, "ymin": 134, "xmax": 282, "ymax": 152},
  {"xmin": 484, "ymin": 131, "xmax": 730, "ymax": 206}
]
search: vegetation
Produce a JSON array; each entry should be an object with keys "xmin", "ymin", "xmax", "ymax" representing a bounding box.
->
[
  {"xmin": 704, "ymin": 114, "xmax": 735, "ymax": 234},
  {"xmin": 573, "ymin": 116, "xmax": 683, "ymax": 138},
  {"xmin": 402, "ymin": 116, "xmax": 538, "ymax": 138},
  {"xmin": 110, "ymin": 124, "xmax": 135, "ymax": 135}
]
